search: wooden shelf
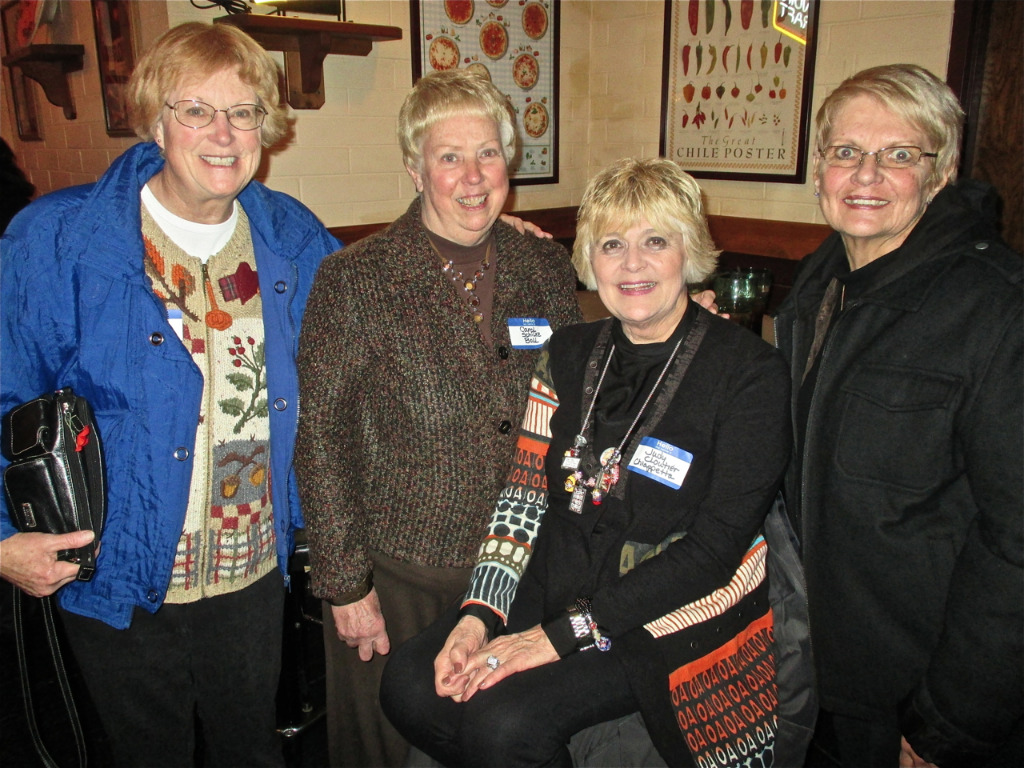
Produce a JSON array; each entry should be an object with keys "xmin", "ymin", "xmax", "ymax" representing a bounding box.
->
[
  {"xmin": 215, "ymin": 14, "xmax": 402, "ymax": 109},
  {"xmin": 1, "ymin": 44, "xmax": 85, "ymax": 120}
]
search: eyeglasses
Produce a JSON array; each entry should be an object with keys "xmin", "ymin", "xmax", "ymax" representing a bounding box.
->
[
  {"xmin": 164, "ymin": 100, "xmax": 267, "ymax": 131},
  {"xmin": 818, "ymin": 145, "xmax": 937, "ymax": 169}
]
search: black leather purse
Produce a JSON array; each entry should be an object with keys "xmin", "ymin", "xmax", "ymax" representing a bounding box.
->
[{"xmin": 2, "ymin": 387, "xmax": 106, "ymax": 580}]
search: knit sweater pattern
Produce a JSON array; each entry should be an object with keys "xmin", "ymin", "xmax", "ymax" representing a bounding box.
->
[{"xmin": 295, "ymin": 198, "xmax": 582, "ymax": 602}]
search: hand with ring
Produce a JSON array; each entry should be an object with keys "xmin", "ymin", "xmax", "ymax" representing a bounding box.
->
[{"xmin": 457, "ymin": 624, "xmax": 559, "ymax": 702}]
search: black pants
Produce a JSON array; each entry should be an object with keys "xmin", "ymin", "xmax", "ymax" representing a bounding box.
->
[
  {"xmin": 59, "ymin": 571, "xmax": 285, "ymax": 768},
  {"xmin": 381, "ymin": 604, "xmax": 640, "ymax": 767}
]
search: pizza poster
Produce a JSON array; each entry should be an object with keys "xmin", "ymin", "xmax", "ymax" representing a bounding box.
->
[
  {"xmin": 412, "ymin": 0, "xmax": 559, "ymax": 184},
  {"xmin": 660, "ymin": 0, "xmax": 819, "ymax": 183}
]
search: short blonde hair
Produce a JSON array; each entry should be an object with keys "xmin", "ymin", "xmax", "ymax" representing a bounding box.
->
[
  {"xmin": 573, "ymin": 158, "xmax": 719, "ymax": 290},
  {"xmin": 398, "ymin": 69, "xmax": 516, "ymax": 171},
  {"xmin": 128, "ymin": 22, "xmax": 288, "ymax": 147},
  {"xmin": 815, "ymin": 64, "xmax": 964, "ymax": 187}
]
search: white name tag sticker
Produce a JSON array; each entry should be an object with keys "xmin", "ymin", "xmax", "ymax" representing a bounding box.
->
[
  {"xmin": 168, "ymin": 308, "xmax": 184, "ymax": 341},
  {"xmin": 507, "ymin": 318, "xmax": 552, "ymax": 349},
  {"xmin": 627, "ymin": 437, "xmax": 693, "ymax": 490}
]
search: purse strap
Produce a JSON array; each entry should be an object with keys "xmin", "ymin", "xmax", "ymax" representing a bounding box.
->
[{"xmin": 13, "ymin": 589, "xmax": 88, "ymax": 768}]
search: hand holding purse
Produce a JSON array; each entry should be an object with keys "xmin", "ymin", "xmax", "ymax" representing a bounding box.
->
[{"xmin": 2, "ymin": 387, "xmax": 106, "ymax": 581}]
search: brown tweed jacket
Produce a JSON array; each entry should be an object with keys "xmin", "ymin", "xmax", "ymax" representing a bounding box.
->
[{"xmin": 295, "ymin": 198, "xmax": 582, "ymax": 602}]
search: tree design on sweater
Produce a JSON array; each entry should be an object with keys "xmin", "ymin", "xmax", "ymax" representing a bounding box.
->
[{"xmin": 220, "ymin": 335, "xmax": 268, "ymax": 433}]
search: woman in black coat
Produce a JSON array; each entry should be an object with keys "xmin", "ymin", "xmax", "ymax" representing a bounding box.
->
[{"xmin": 774, "ymin": 64, "xmax": 1022, "ymax": 768}]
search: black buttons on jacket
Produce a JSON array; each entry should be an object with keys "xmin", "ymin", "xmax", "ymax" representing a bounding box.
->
[
  {"xmin": 975, "ymin": 242, "xmax": 989, "ymax": 251},
  {"xmin": 173, "ymin": 447, "xmax": 189, "ymax": 461},
  {"xmin": 274, "ymin": 280, "xmax": 288, "ymax": 293},
  {"xmin": 498, "ymin": 420, "xmax": 513, "ymax": 434},
  {"xmin": 497, "ymin": 346, "xmax": 510, "ymax": 360},
  {"xmin": 273, "ymin": 398, "xmax": 287, "ymax": 411},
  {"xmin": 149, "ymin": 332, "xmax": 164, "ymax": 345}
]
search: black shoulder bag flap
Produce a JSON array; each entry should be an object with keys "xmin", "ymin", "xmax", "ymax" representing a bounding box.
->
[{"xmin": 2, "ymin": 387, "xmax": 106, "ymax": 581}]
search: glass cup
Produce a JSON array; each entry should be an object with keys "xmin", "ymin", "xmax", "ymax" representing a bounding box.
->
[{"xmin": 712, "ymin": 271, "xmax": 759, "ymax": 330}]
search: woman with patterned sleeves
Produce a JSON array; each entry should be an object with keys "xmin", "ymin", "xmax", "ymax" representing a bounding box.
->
[{"xmin": 380, "ymin": 158, "xmax": 798, "ymax": 767}]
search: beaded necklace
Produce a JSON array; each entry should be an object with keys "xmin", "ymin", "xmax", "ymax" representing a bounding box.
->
[{"xmin": 438, "ymin": 241, "xmax": 493, "ymax": 323}]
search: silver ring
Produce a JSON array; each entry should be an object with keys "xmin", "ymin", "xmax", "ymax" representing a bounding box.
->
[{"xmin": 486, "ymin": 655, "xmax": 500, "ymax": 670}]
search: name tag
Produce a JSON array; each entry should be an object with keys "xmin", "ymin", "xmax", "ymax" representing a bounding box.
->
[
  {"xmin": 507, "ymin": 318, "xmax": 552, "ymax": 349},
  {"xmin": 627, "ymin": 437, "xmax": 693, "ymax": 490},
  {"xmin": 168, "ymin": 308, "xmax": 184, "ymax": 341}
]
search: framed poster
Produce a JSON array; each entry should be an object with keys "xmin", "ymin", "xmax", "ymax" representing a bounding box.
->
[
  {"xmin": 1, "ymin": 0, "xmax": 41, "ymax": 139},
  {"xmin": 660, "ymin": 0, "xmax": 819, "ymax": 182},
  {"xmin": 91, "ymin": 0, "xmax": 135, "ymax": 136},
  {"xmin": 410, "ymin": 0, "xmax": 559, "ymax": 185}
]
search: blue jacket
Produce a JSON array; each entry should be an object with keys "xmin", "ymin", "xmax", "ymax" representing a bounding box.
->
[{"xmin": 1, "ymin": 142, "xmax": 340, "ymax": 629}]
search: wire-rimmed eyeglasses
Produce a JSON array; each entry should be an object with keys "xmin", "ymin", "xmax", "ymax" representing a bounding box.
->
[
  {"xmin": 818, "ymin": 145, "xmax": 938, "ymax": 170},
  {"xmin": 164, "ymin": 100, "xmax": 267, "ymax": 131}
]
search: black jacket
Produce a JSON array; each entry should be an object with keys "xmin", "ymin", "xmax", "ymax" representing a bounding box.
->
[
  {"xmin": 509, "ymin": 307, "xmax": 793, "ymax": 764},
  {"xmin": 774, "ymin": 181, "xmax": 1023, "ymax": 765}
]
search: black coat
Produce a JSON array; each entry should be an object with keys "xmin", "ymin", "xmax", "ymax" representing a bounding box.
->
[
  {"xmin": 510, "ymin": 307, "xmax": 793, "ymax": 764},
  {"xmin": 774, "ymin": 181, "xmax": 1024, "ymax": 765}
]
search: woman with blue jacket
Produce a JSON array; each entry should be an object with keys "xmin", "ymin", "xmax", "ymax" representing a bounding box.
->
[{"xmin": 0, "ymin": 22, "xmax": 339, "ymax": 767}]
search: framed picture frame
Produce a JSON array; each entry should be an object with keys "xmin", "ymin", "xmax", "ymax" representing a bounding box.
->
[
  {"xmin": 660, "ymin": 0, "xmax": 819, "ymax": 183},
  {"xmin": 1, "ymin": 0, "xmax": 39, "ymax": 50},
  {"xmin": 91, "ymin": 0, "xmax": 136, "ymax": 137},
  {"xmin": 410, "ymin": 0, "xmax": 560, "ymax": 186},
  {"xmin": 1, "ymin": 0, "xmax": 41, "ymax": 140}
]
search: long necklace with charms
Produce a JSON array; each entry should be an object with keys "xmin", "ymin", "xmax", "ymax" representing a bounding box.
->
[{"xmin": 563, "ymin": 334, "xmax": 686, "ymax": 513}]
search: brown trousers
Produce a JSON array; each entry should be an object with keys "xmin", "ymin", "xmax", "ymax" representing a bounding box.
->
[{"xmin": 323, "ymin": 551, "xmax": 473, "ymax": 768}]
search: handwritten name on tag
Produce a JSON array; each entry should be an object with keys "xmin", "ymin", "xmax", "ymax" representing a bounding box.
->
[
  {"xmin": 508, "ymin": 318, "xmax": 552, "ymax": 349},
  {"xmin": 627, "ymin": 437, "xmax": 693, "ymax": 490}
]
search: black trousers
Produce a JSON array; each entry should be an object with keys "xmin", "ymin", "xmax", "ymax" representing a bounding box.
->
[
  {"xmin": 59, "ymin": 571, "xmax": 285, "ymax": 768},
  {"xmin": 381, "ymin": 604, "xmax": 640, "ymax": 768}
]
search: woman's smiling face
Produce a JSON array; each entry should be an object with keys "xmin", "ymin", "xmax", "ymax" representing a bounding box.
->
[
  {"xmin": 591, "ymin": 218, "xmax": 689, "ymax": 344},
  {"xmin": 407, "ymin": 113, "xmax": 509, "ymax": 246},
  {"xmin": 815, "ymin": 94, "xmax": 946, "ymax": 269},
  {"xmin": 150, "ymin": 68, "xmax": 263, "ymax": 224}
]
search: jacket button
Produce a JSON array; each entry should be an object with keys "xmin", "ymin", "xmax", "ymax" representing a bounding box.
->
[
  {"xmin": 498, "ymin": 420, "xmax": 512, "ymax": 434},
  {"xmin": 588, "ymin": 360, "xmax": 598, "ymax": 369},
  {"xmin": 274, "ymin": 280, "xmax": 288, "ymax": 293},
  {"xmin": 274, "ymin": 398, "xmax": 288, "ymax": 411},
  {"xmin": 147, "ymin": 590, "xmax": 159, "ymax": 602},
  {"xmin": 149, "ymin": 332, "xmax": 164, "ymax": 345},
  {"xmin": 584, "ymin": 386, "xmax": 594, "ymax": 395},
  {"xmin": 174, "ymin": 447, "xmax": 189, "ymax": 461},
  {"xmin": 975, "ymin": 242, "xmax": 989, "ymax": 250},
  {"xmin": 497, "ymin": 346, "xmax": 510, "ymax": 360}
]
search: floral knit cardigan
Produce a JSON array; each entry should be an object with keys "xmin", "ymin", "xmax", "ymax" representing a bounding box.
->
[{"xmin": 295, "ymin": 198, "xmax": 582, "ymax": 603}]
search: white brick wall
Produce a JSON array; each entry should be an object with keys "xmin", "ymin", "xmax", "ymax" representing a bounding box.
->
[{"xmin": 2, "ymin": 0, "xmax": 955, "ymax": 228}]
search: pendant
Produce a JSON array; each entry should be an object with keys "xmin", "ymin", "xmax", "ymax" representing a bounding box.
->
[
  {"xmin": 561, "ymin": 447, "xmax": 580, "ymax": 471},
  {"xmin": 590, "ymin": 449, "xmax": 621, "ymax": 505},
  {"xmin": 569, "ymin": 482, "xmax": 587, "ymax": 513}
]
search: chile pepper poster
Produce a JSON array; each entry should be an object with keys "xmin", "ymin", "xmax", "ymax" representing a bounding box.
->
[{"xmin": 660, "ymin": 0, "xmax": 819, "ymax": 182}]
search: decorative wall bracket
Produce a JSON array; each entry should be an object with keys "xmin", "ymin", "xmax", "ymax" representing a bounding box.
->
[
  {"xmin": 1, "ymin": 44, "xmax": 84, "ymax": 119},
  {"xmin": 214, "ymin": 15, "xmax": 401, "ymax": 109}
]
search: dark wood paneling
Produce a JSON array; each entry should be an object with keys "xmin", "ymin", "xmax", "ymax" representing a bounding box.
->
[
  {"xmin": 328, "ymin": 208, "xmax": 831, "ymax": 264},
  {"xmin": 949, "ymin": 0, "xmax": 1023, "ymax": 253}
]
